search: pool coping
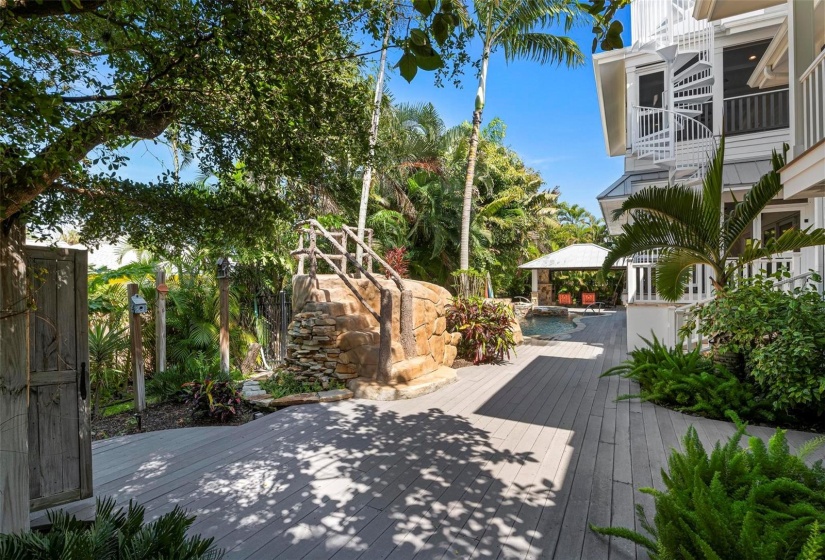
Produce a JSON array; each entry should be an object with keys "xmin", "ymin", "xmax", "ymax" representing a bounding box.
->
[{"xmin": 521, "ymin": 313, "xmax": 588, "ymax": 344}]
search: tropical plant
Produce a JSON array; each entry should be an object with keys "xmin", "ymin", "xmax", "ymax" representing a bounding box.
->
[
  {"xmin": 88, "ymin": 319, "xmax": 130, "ymax": 418},
  {"xmin": 260, "ymin": 371, "xmax": 345, "ymax": 400},
  {"xmin": 183, "ymin": 379, "xmax": 243, "ymax": 422},
  {"xmin": 0, "ymin": 497, "xmax": 223, "ymax": 559},
  {"xmin": 591, "ymin": 422, "xmax": 825, "ymax": 559},
  {"xmin": 147, "ymin": 362, "xmax": 208, "ymax": 403},
  {"xmin": 458, "ymin": 0, "xmax": 586, "ymax": 271},
  {"xmin": 603, "ymin": 138, "xmax": 825, "ymax": 301},
  {"xmin": 603, "ymin": 335, "xmax": 774, "ymax": 422},
  {"xmin": 355, "ymin": 1, "xmax": 464, "ymax": 254},
  {"xmin": 685, "ymin": 272, "xmax": 825, "ymax": 415},
  {"xmin": 446, "ymin": 297, "xmax": 516, "ymax": 364},
  {"xmin": 383, "ymin": 247, "xmax": 409, "ymax": 278}
]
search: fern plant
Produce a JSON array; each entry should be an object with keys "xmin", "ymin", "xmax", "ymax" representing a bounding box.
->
[
  {"xmin": 0, "ymin": 497, "xmax": 223, "ymax": 559},
  {"xmin": 591, "ymin": 424, "xmax": 825, "ymax": 559},
  {"xmin": 603, "ymin": 334, "xmax": 774, "ymax": 422}
]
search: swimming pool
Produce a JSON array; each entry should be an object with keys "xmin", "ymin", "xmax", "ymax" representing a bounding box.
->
[{"xmin": 519, "ymin": 315, "xmax": 577, "ymax": 337}]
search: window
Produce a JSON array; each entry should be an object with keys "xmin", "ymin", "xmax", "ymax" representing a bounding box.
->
[{"xmin": 639, "ymin": 71, "xmax": 664, "ymax": 108}]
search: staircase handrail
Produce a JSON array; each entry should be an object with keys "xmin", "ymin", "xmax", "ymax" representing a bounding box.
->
[
  {"xmin": 772, "ymin": 271, "xmax": 815, "ymax": 292},
  {"xmin": 292, "ymin": 220, "xmax": 385, "ymax": 321},
  {"xmin": 631, "ymin": 105, "xmax": 715, "ymax": 178},
  {"xmin": 340, "ymin": 224, "xmax": 406, "ymax": 292},
  {"xmin": 291, "ymin": 219, "xmax": 417, "ymax": 380}
]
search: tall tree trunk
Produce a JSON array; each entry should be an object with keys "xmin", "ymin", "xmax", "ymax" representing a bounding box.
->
[
  {"xmin": 0, "ymin": 218, "xmax": 30, "ymax": 533},
  {"xmin": 356, "ymin": 4, "xmax": 393, "ymax": 264},
  {"xmin": 459, "ymin": 51, "xmax": 490, "ymax": 272}
]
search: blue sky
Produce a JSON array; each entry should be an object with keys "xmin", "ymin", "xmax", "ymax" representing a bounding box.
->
[
  {"xmin": 383, "ymin": 8, "xmax": 631, "ymax": 214},
  {"xmin": 114, "ymin": 5, "xmax": 631, "ymax": 217}
]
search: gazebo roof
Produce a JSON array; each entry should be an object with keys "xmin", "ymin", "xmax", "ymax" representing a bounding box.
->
[{"xmin": 518, "ymin": 243, "xmax": 626, "ymax": 271}]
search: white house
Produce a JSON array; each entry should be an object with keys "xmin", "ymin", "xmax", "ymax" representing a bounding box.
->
[{"xmin": 592, "ymin": 0, "xmax": 825, "ymax": 350}]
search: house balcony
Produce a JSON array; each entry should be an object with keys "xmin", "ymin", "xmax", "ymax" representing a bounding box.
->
[
  {"xmin": 801, "ymin": 49, "xmax": 825, "ymax": 151},
  {"xmin": 782, "ymin": 49, "xmax": 825, "ymax": 199},
  {"xmin": 628, "ymin": 249, "xmax": 801, "ymax": 304}
]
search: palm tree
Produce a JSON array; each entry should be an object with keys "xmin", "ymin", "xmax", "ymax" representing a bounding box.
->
[
  {"xmin": 603, "ymin": 138, "xmax": 825, "ymax": 301},
  {"xmin": 458, "ymin": 0, "xmax": 586, "ymax": 272}
]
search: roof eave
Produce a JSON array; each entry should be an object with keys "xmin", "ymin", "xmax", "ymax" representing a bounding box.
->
[{"xmin": 593, "ymin": 50, "xmax": 627, "ymax": 157}]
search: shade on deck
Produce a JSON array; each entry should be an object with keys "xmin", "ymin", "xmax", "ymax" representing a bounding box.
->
[{"xmin": 519, "ymin": 243, "xmax": 626, "ymax": 271}]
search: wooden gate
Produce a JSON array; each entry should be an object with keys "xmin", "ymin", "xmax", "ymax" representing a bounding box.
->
[{"xmin": 25, "ymin": 246, "xmax": 92, "ymax": 512}]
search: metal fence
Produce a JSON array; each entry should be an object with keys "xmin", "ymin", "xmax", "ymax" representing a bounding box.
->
[{"xmin": 246, "ymin": 290, "xmax": 292, "ymax": 367}]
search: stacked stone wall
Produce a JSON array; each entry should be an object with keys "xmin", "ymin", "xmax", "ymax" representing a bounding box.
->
[{"xmin": 285, "ymin": 275, "xmax": 459, "ymax": 384}]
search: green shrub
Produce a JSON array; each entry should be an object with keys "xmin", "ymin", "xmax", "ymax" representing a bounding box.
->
[
  {"xmin": 603, "ymin": 335, "xmax": 774, "ymax": 422},
  {"xmin": 183, "ymin": 379, "xmax": 243, "ymax": 422},
  {"xmin": 686, "ymin": 272, "xmax": 825, "ymax": 415},
  {"xmin": 0, "ymin": 497, "xmax": 223, "ymax": 559},
  {"xmin": 260, "ymin": 371, "xmax": 344, "ymax": 399},
  {"xmin": 446, "ymin": 297, "xmax": 517, "ymax": 364},
  {"xmin": 592, "ymin": 423, "xmax": 825, "ymax": 559},
  {"xmin": 148, "ymin": 355, "xmax": 243, "ymax": 403}
]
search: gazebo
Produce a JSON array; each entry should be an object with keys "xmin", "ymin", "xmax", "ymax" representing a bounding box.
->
[{"xmin": 519, "ymin": 243, "xmax": 627, "ymax": 306}]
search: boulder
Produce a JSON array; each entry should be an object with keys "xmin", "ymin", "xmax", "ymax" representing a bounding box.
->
[
  {"xmin": 271, "ymin": 393, "xmax": 320, "ymax": 407},
  {"xmin": 428, "ymin": 332, "xmax": 445, "ymax": 362}
]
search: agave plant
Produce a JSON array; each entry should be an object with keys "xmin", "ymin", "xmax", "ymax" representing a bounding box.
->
[{"xmin": 603, "ymin": 137, "xmax": 825, "ymax": 301}]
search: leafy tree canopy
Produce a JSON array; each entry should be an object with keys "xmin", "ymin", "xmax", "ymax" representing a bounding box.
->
[{"xmin": 0, "ymin": 0, "xmax": 465, "ymax": 255}]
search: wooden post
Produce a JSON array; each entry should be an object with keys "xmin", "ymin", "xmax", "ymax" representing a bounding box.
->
[
  {"xmin": 154, "ymin": 267, "xmax": 167, "ymax": 374},
  {"xmin": 219, "ymin": 275, "xmax": 230, "ymax": 377},
  {"xmin": 377, "ymin": 288, "xmax": 393, "ymax": 384},
  {"xmin": 0, "ymin": 220, "xmax": 30, "ymax": 533},
  {"xmin": 127, "ymin": 283, "xmax": 146, "ymax": 412},
  {"xmin": 308, "ymin": 227, "xmax": 317, "ymax": 280}
]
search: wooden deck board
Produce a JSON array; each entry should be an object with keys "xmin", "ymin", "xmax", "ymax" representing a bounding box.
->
[{"xmin": 37, "ymin": 310, "xmax": 825, "ymax": 559}]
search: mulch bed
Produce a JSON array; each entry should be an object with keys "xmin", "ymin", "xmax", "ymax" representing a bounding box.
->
[{"xmin": 91, "ymin": 400, "xmax": 259, "ymax": 441}]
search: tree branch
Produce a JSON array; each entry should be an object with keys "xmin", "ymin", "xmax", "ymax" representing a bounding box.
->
[
  {"xmin": 0, "ymin": 0, "xmax": 106, "ymax": 18},
  {"xmin": 61, "ymin": 93, "xmax": 131, "ymax": 103},
  {"xmin": 2, "ymin": 100, "xmax": 175, "ymax": 220},
  {"xmin": 314, "ymin": 45, "xmax": 400, "ymax": 66}
]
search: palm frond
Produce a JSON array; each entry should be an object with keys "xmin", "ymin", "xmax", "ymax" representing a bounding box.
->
[
  {"xmin": 501, "ymin": 32, "xmax": 583, "ymax": 66},
  {"xmin": 738, "ymin": 228, "xmax": 825, "ymax": 264},
  {"xmin": 656, "ymin": 249, "xmax": 710, "ymax": 302},
  {"xmin": 722, "ymin": 145, "xmax": 787, "ymax": 254}
]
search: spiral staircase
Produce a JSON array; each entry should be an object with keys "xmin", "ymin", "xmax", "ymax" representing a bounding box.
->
[{"xmin": 630, "ymin": 0, "xmax": 716, "ymax": 184}]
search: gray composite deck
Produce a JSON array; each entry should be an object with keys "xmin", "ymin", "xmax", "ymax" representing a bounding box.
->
[{"xmin": 38, "ymin": 310, "xmax": 825, "ymax": 559}]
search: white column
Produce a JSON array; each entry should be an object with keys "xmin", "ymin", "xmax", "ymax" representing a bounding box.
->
[
  {"xmin": 626, "ymin": 262, "xmax": 636, "ymax": 304},
  {"xmin": 531, "ymin": 269, "xmax": 538, "ymax": 292},
  {"xmin": 713, "ymin": 41, "xmax": 724, "ymax": 137},
  {"xmin": 788, "ymin": 0, "xmax": 816, "ymax": 158}
]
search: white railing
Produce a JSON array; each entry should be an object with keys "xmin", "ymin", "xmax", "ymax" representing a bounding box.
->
[
  {"xmin": 631, "ymin": 0, "xmax": 711, "ymax": 53},
  {"xmin": 673, "ymin": 297, "xmax": 712, "ymax": 351},
  {"xmin": 801, "ymin": 49, "xmax": 825, "ymax": 151},
  {"xmin": 670, "ymin": 270, "xmax": 815, "ymax": 351},
  {"xmin": 632, "ymin": 106, "xmax": 715, "ymax": 179},
  {"xmin": 628, "ymin": 252, "xmax": 801, "ymax": 304}
]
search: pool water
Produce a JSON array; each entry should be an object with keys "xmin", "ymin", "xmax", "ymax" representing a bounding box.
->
[{"xmin": 519, "ymin": 315, "xmax": 577, "ymax": 337}]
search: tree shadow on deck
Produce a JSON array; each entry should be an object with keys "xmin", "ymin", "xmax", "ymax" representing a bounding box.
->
[{"xmin": 101, "ymin": 401, "xmax": 584, "ymax": 559}]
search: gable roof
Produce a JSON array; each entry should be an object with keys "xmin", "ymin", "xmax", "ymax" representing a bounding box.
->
[{"xmin": 519, "ymin": 243, "xmax": 627, "ymax": 271}]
